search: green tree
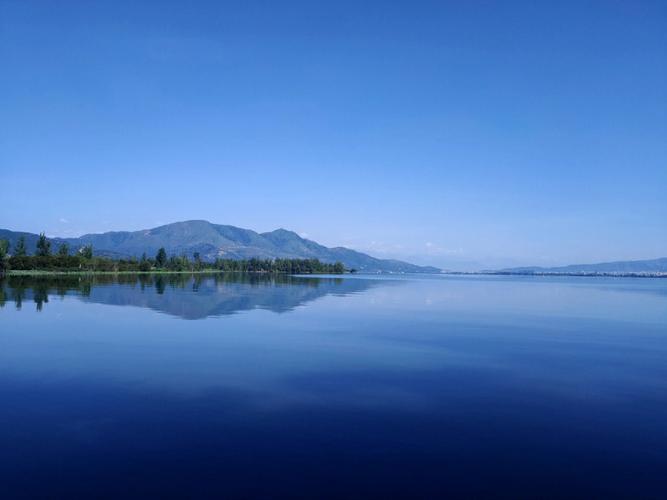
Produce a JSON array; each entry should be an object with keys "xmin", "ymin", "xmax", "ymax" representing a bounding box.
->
[
  {"xmin": 14, "ymin": 236, "xmax": 27, "ymax": 256},
  {"xmin": 139, "ymin": 252, "xmax": 151, "ymax": 272},
  {"xmin": 36, "ymin": 233, "xmax": 51, "ymax": 257},
  {"xmin": 57, "ymin": 243, "xmax": 70, "ymax": 256},
  {"xmin": 0, "ymin": 239, "xmax": 9, "ymax": 273},
  {"xmin": 155, "ymin": 247, "xmax": 167, "ymax": 268},
  {"xmin": 80, "ymin": 244, "xmax": 93, "ymax": 259}
]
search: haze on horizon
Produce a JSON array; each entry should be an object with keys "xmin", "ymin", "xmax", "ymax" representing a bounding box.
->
[{"xmin": 1, "ymin": 1, "xmax": 665, "ymax": 270}]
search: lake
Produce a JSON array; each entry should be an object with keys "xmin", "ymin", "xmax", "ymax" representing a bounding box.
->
[{"xmin": 1, "ymin": 273, "xmax": 666, "ymax": 498}]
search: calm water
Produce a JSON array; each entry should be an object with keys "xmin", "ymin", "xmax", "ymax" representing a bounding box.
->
[{"xmin": 1, "ymin": 273, "xmax": 666, "ymax": 498}]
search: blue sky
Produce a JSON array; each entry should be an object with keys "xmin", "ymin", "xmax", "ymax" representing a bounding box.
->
[{"xmin": 1, "ymin": 0, "xmax": 665, "ymax": 269}]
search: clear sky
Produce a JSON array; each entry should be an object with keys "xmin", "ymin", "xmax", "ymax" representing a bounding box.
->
[{"xmin": 1, "ymin": 1, "xmax": 665, "ymax": 269}]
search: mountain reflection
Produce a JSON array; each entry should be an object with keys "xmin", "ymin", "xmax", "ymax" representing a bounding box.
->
[{"xmin": 0, "ymin": 273, "xmax": 381, "ymax": 319}]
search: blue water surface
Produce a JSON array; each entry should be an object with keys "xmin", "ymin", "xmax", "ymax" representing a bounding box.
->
[{"xmin": 1, "ymin": 273, "xmax": 666, "ymax": 498}]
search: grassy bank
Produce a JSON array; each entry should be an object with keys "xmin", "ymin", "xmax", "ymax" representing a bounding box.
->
[
  {"xmin": 4, "ymin": 269, "xmax": 347, "ymax": 277},
  {"xmin": 5, "ymin": 269, "xmax": 228, "ymax": 276}
]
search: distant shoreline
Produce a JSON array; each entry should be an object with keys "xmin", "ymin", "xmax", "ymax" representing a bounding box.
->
[{"xmin": 442, "ymin": 271, "xmax": 667, "ymax": 279}]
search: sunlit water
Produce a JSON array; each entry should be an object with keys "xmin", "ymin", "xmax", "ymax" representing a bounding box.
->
[{"xmin": 1, "ymin": 273, "xmax": 666, "ymax": 498}]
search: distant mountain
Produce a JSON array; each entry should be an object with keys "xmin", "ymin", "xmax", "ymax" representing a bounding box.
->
[
  {"xmin": 0, "ymin": 221, "xmax": 440, "ymax": 274},
  {"xmin": 498, "ymin": 257, "xmax": 667, "ymax": 275}
]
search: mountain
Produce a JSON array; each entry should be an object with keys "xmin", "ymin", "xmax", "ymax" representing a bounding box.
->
[
  {"xmin": 498, "ymin": 257, "xmax": 667, "ymax": 275},
  {"xmin": 0, "ymin": 221, "xmax": 440, "ymax": 274}
]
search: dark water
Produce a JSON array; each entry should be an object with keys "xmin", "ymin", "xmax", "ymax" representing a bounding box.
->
[{"xmin": 1, "ymin": 273, "xmax": 666, "ymax": 499}]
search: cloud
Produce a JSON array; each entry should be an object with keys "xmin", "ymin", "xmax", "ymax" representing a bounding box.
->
[{"xmin": 59, "ymin": 218, "xmax": 69, "ymax": 224}]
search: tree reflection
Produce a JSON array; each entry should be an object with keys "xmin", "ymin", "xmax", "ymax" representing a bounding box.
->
[{"xmin": 0, "ymin": 273, "xmax": 381, "ymax": 318}]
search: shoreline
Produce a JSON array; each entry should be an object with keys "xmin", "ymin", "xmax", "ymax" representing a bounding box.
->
[
  {"xmin": 442, "ymin": 271, "xmax": 667, "ymax": 279},
  {"xmin": 2, "ymin": 269, "xmax": 665, "ymax": 278},
  {"xmin": 2, "ymin": 270, "xmax": 347, "ymax": 277}
]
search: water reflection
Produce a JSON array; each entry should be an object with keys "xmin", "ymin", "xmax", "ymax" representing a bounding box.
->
[
  {"xmin": 1, "ymin": 274, "xmax": 666, "ymax": 498},
  {"xmin": 0, "ymin": 273, "xmax": 382, "ymax": 319}
]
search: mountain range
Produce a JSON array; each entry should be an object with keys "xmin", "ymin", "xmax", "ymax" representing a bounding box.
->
[
  {"xmin": 499, "ymin": 257, "xmax": 667, "ymax": 275},
  {"xmin": 0, "ymin": 220, "xmax": 440, "ymax": 273}
]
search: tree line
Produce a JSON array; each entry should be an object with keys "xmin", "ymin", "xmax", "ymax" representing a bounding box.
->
[{"xmin": 0, "ymin": 235, "xmax": 346, "ymax": 274}]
